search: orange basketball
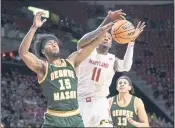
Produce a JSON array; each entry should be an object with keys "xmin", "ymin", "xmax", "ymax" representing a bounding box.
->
[{"xmin": 111, "ymin": 20, "xmax": 135, "ymax": 44}]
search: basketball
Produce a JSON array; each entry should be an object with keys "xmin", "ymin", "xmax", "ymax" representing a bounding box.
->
[{"xmin": 111, "ymin": 20, "xmax": 135, "ymax": 44}]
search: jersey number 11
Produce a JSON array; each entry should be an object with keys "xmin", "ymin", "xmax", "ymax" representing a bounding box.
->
[{"xmin": 91, "ymin": 67, "xmax": 101, "ymax": 82}]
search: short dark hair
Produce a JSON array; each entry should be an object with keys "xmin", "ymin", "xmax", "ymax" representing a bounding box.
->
[
  {"xmin": 116, "ymin": 75, "xmax": 135, "ymax": 94},
  {"xmin": 33, "ymin": 34, "xmax": 61, "ymax": 59}
]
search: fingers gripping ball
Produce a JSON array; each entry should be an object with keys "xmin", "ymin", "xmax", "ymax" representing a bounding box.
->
[{"xmin": 111, "ymin": 20, "xmax": 135, "ymax": 44}]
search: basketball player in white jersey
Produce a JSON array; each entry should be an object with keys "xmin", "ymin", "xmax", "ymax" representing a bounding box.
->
[{"xmin": 77, "ymin": 9, "xmax": 146, "ymax": 127}]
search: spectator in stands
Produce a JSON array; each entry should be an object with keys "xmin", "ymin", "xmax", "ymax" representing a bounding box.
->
[{"xmin": 144, "ymin": 48, "xmax": 153, "ymax": 56}]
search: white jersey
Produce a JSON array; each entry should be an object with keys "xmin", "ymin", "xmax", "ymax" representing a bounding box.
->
[{"xmin": 77, "ymin": 49, "xmax": 115, "ymax": 98}]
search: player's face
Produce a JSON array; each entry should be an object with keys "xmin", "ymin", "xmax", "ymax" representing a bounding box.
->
[
  {"xmin": 116, "ymin": 79, "xmax": 131, "ymax": 93},
  {"xmin": 99, "ymin": 32, "xmax": 112, "ymax": 48},
  {"xmin": 44, "ymin": 40, "xmax": 60, "ymax": 58}
]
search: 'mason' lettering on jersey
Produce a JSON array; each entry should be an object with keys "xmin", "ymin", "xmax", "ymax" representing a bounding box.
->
[
  {"xmin": 89, "ymin": 59, "xmax": 109, "ymax": 68},
  {"xmin": 49, "ymin": 69, "xmax": 76, "ymax": 101},
  {"xmin": 53, "ymin": 91, "xmax": 76, "ymax": 101},
  {"xmin": 112, "ymin": 110, "xmax": 133, "ymax": 118}
]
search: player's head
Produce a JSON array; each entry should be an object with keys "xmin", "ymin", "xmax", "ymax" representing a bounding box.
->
[
  {"xmin": 97, "ymin": 32, "xmax": 112, "ymax": 52},
  {"xmin": 116, "ymin": 76, "xmax": 135, "ymax": 94},
  {"xmin": 33, "ymin": 34, "xmax": 62, "ymax": 60}
]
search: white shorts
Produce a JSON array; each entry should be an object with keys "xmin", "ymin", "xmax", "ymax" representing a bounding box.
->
[{"xmin": 78, "ymin": 97, "xmax": 113, "ymax": 127}]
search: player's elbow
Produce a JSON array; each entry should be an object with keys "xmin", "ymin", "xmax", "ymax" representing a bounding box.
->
[
  {"xmin": 77, "ymin": 38, "xmax": 85, "ymax": 49},
  {"xmin": 120, "ymin": 66, "xmax": 131, "ymax": 72},
  {"xmin": 123, "ymin": 63, "xmax": 132, "ymax": 72},
  {"xmin": 18, "ymin": 46, "xmax": 24, "ymax": 56},
  {"xmin": 144, "ymin": 123, "xmax": 150, "ymax": 128},
  {"xmin": 77, "ymin": 41, "xmax": 87, "ymax": 50},
  {"xmin": 141, "ymin": 120, "xmax": 150, "ymax": 128},
  {"xmin": 18, "ymin": 49, "xmax": 25, "ymax": 58},
  {"xmin": 77, "ymin": 43, "xmax": 81, "ymax": 50},
  {"xmin": 124, "ymin": 67, "xmax": 131, "ymax": 72},
  {"xmin": 18, "ymin": 46, "xmax": 29, "ymax": 58},
  {"xmin": 18, "ymin": 48, "xmax": 23, "ymax": 58},
  {"xmin": 18, "ymin": 48, "xmax": 29, "ymax": 60}
]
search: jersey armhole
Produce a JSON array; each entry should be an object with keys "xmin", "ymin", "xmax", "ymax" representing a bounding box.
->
[
  {"xmin": 134, "ymin": 97, "xmax": 138, "ymax": 115},
  {"xmin": 38, "ymin": 61, "xmax": 48, "ymax": 84},
  {"xmin": 65, "ymin": 59, "xmax": 75, "ymax": 69}
]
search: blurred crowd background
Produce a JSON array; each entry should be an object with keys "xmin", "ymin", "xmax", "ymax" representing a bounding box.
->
[{"xmin": 1, "ymin": 0, "xmax": 174, "ymax": 128}]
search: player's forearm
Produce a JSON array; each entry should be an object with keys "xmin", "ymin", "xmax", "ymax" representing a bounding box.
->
[
  {"xmin": 131, "ymin": 121, "xmax": 150, "ymax": 127},
  {"xmin": 122, "ymin": 42, "xmax": 135, "ymax": 71},
  {"xmin": 77, "ymin": 28, "xmax": 106, "ymax": 50},
  {"xmin": 75, "ymin": 33, "xmax": 105, "ymax": 66},
  {"xmin": 19, "ymin": 25, "xmax": 37, "ymax": 55},
  {"xmin": 97, "ymin": 16, "xmax": 111, "ymax": 29}
]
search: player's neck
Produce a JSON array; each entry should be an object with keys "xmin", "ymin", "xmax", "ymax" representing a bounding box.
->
[
  {"xmin": 118, "ymin": 93, "xmax": 131, "ymax": 101},
  {"xmin": 96, "ymin": 48, "xmax": 108, "ymax": 55},
  {"xmin": 48, "ymin": 58, "xmax": 62, "ymax": 66}
]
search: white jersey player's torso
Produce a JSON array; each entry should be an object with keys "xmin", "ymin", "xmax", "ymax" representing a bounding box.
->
[{"xmin": 77, "ymin": 49, "xmax": 115, "ymax": 98}]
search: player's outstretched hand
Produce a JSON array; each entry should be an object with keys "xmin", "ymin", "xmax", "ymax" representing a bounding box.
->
[
  {"xmin": 33, "ymin": 12, "xmax": 47, "ymax": 28},
  {"xmin": 108, "ymin": 9, "xmax": 126, "ymax": 22},
  {"xmin": 131, "ymin": 21, "xmax": 146, "ymax": 41}
]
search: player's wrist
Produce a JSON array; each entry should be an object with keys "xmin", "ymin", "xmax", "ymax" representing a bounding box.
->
[
  {"xmin": 129, "ymin": 41, "xmax": 135, "ymax": 45},
  {"xmin": 31, "ymin": 24, "xmax": 38, "ymax": 30},
  {"xmin": 106, "ymin": 15, "xmax": 113, "ymax": 22}
]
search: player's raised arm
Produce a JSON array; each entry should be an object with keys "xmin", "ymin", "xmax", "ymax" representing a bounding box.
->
[
  {"xmin": 77, "ymin": 29, "xmax": 103, "ymax": 50},
  {"xmin": 127, "ymin": 98, "xmax": 150, "ymax": 127},
  {"xmin": 68, "ymin": 22, "xmax": 114, "ymax": 68},
  {"xmin": 97, "ymin": 9, "xmax": 126, "ymax": 29},
  {"xmin": 114, "ymin": 21, "xmax": 146, "ymax": 72},
  {"xmin": 77, "ymin": 24, "xmax": 111, "ymax": 50},
  {"xmin": 77, "ymin": 9, "xmax": 125, "ymax": 50},
  {"xmin": 18, "ymin": 12, "xmax": 46, "ymax": 73}
]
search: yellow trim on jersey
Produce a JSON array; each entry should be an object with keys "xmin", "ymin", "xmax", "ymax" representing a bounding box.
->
[
  {"xmin": 66, "ymin": 59, "xmax": 75, "ymax": 69},
  {"xmin": 38, "ymin": 62, "xmax": 48, "ymax": 84},
  {"xmin": 116, "ymin": 95, "xmax": 133, "ymax": 107},
  {"xmin": 134, "ymin": 97, "xmax": 138, "ymax": 115},
  {"xmin": 46, "ymin": 108, "xmax": 80, "ymax": 117},
  {"xmin": 51, "ymin": 59, "xmax": 67, "ymax": 67}
]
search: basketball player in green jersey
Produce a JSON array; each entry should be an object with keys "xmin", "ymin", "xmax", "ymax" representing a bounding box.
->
[
  {"xmin": 109, "ymin": 76, "xmax": 149, "ymax": 127},
  {"xmin": 18, "ymin": 12, "xmax": 114, "ymax": 127}
]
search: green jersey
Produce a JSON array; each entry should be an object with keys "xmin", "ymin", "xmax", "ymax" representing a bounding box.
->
[
  {"xmin": 110, "ymin": 95, "xmax": 139, "ymax": 128},
  {"xmin": 39, "ymin": 59, "xmax": 78, "ymax": 111}
]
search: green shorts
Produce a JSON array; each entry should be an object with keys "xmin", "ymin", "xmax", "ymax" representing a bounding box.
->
[{"xmin": 42, "ymin": 113, "xmax": 84, "ymax": 128}]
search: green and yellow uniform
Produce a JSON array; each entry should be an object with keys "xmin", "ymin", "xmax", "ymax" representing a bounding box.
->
[
  {"xmin": 39, "ymin": 59, "xmax": 84, "ymax": 127},
  {"xmin": 110, "ymin": 95, "xmax": 139, "ymax": 128}
]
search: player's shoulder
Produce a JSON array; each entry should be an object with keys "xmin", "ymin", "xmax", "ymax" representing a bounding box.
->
[
  {"xmin": 134, "ymin": 96, "xmax": 144, "ymax": 106},
  {"xmin": 108, "ymin": 96, "xmax": 115, "ymax": 105},
  {"xmin": 108, "ymin": 96, "xmax": 116, "ymax": 101},
  {"xmin": 134, "ymin": 96, "xmax": 142, "ymax": 101}
]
